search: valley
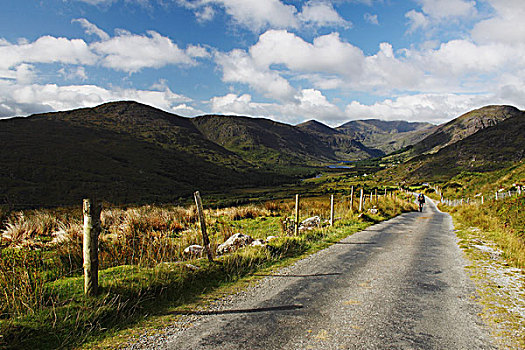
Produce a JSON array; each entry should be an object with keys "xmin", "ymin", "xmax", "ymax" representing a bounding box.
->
[
  {"xmin": 0, "ymin": 101, "xmax": 524, "ymax": 349},
  {"xmin": 3, "ymin": 101, "xmax": 522, "ymax": 209}
]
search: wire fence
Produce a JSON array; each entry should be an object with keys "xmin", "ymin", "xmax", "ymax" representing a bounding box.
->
[{"xmin": 433, "ymin": 186, "xmax": 523, "ymax": 207}]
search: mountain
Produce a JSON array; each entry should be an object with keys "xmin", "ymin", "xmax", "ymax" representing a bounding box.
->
[
  {"xmin": 409, "ymin": 105, "xmax": 522, "ymax": 156},
  {"xmin": 387, "ymin": 109, "xmax": 525, "ymax": 181},
  {"xmin": 3, "ymin": 101, "xmax": 520, "ymax": 207},
  {"xmin": 336, "ymin": 119, "xmax": 436, "ymax": 154},
  {"xmin": 296, "ymin": 120, "xmax": 384, "ymax": 160},
  {"xmin": 0, "ymin": 102, "xmax": 294, "ymax": 207},
  {"xmin": 191, "ymin": 115, "xmax": 336, "ymax": 167}
]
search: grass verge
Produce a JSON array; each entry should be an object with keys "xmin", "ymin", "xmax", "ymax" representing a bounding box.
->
[
  {"xmin": 439, "ymin": 196, "xmax": 525, "ymax": 349},
  {"xmin": 1, "ymin": 194, "xmax": 415, "ymax": 349}
]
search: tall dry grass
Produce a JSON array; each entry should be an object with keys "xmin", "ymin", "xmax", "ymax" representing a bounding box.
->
[
  {"xmin": 0, "ymin": 193, "xmax": 416, "ymax": 319},
  {"xmin": 214, "ymin": 205, "xmax": 273, "ymax": 221},
  {"xmin": 98, "ymin": 205, "xmax": 198, "ymax": 267},
  {"xmin": 1, "ymin": 211, "xmax": 60, "ymax": 247},
  {"xmin": 447, "ymin": 195, "xmax": 525, "ymax": 268},
  {"xmin": 376, "ymin": 194, "xmax": 418, "ymax": 217},
  {"xmin": 0, "ymin": 249, "xmax": 48, "ymax": 317}
]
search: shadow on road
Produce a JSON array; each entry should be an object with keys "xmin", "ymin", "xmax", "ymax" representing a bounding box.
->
[
  {"xmin": 253, "ymin": 272, "xmax": 342, "ymax": 277},
  {"xmin": 169, "ymin": 304, "xmax": 304, "ymax": 316},
  {"xmin": 334, "ymin": 241, "xmax": 377, "ymax": 245}
]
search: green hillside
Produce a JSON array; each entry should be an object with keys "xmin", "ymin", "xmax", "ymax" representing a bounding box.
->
[
  {"xmin": 0, "ymin": 102, "xmax": 294, "ymax": 207},
  {"xmin": 3, "ymin": 101, "xmax": 521, "ymax": 208},
  {"xmin": 191, "ymin": 115, "xmax": 336, "ymax": 166},
  {"xmin": 296, "ymin": 120, "xmax": 384, "ymax": 160},
  {"xmin": 411, "ymin": 105, "xmax": 522, "ymax": 156},
  {"xmin": 387, "ymin": 112, "xmax": 525, "ymax": 182}
]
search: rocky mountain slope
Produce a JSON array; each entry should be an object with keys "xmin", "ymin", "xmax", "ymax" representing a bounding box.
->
[
  {"xmin": 386, "ymin": 109, "xmax": 525, "ymax": 181},
  {"xmin": 296, "ymin": 120, "xmax": 384, "ymax": 160},
  {"xmin": 192, "ymin": 115, "xmax": 335, "ymax": 167},
  {"xmin": 336, "ymin": 119, "xmax": 436, "ymax": 154},
  {"xmin": 410, "ymin": 105, "xmax": 522, "ymax": 156}
]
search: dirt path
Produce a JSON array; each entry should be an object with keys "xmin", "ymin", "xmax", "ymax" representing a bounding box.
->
[{"xmin": 133, "ymin": 199, "xmax": 496, "ymax": 349}]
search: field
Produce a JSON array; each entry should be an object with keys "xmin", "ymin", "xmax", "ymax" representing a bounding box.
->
[{"xmin": 0, "ymin": 173, "xmax": 416, "ymax": 349}]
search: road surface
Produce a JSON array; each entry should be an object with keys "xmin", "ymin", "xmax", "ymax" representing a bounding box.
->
[{"xmin": 160, "ymin": 199, "xmax": 495, "ymax": 349}]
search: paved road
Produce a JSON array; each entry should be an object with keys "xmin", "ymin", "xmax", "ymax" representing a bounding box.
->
[{"xmin": 163, "ymin": 199, "xmax": 495, "ymax": 349}]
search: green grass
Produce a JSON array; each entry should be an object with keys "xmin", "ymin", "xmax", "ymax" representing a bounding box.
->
[{"xmin": 0, "ymin": 190, "xmax": 415, "ymax": 349}]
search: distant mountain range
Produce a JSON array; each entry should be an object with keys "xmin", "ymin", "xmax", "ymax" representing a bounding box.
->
[
  {"xmin": 336, "ymin": 119, "xmax": 436, "ymax": 154},
  {"xmin": 1, "ymin": 101, "xmax": 523, "ymax": 206},
  {"xmin": 296, "ymin": 120, "xmax": 384, "ymax": 160}
]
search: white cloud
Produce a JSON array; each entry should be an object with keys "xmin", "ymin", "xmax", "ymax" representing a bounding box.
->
[
  {"xmin": 15, "ymin": 64, "xmax": 37, "ymax": 85},
  {"xmin": 0, "ymin": 26, "xmax": 210, "ymax": 79},
  {"xmin": 222, "ymin": 30, "xmax": 424, "ymax": 93},
  {"xmin": 91, "ymin": 30, "xmax": 209, "ymax": 72},
  {"xmin": 250, "ymin": 30, "xmax": 364, "ymax": 78},
  {"xmin": 417, "ymin": 0, "xmax": 477, "ymax": 19},
  {"xmin": 294, "ymin": 88, "xmax": 344, "ymax": 122},
  {"xmin": 215, "ymin": 30, "xmax": 371, "ymax": 99},
  {"xmin": 364, "ymin": 13, "xmax": 379, "ymax": 25},
  {"xmin": 178, "ymin": 0, "xmax": 350, "ymax": 31},
  {"xmin": 209, "ymin": 89, "xmax": 345, "ymax": 125},
  {"xmin": 177, "ymin": 0, "xmax": 299, "ymax": 32},
  {"xmin": 195, "ymin": 6, "xmax": 216, "ymax": 23},
  {"xmin": 405, "ymin": 10, "xmax": 430, "ymax": 33},
  {"xmin": 405, "ymin": 0, "xmax": 477, "ymax": 34},
  {"xmin": 0, "ymin": 36, "xmax": 97, "ymax": 70},
  {"xmin": 209, "ymin": 93, "xmax": 260, "ymax": 115},
  {"xmin": 215, "ymin": 49, "xmax": 296, "ymax": 101},
  {"xmin": 219, "ymin": 0, "xmax": 299, "ymax": 30},
  {"xmin": 0, "ymin": 79, "xmax": 195, "ymax": 118},
  {"xmin": 344, "ymin": 94, "xmax": 473, "ymax": 123},
  {"xmin": 72, "ymin": 18, "xmax": 110, "ymax": 41},
  {"xmin": 299, "ymin": 1, "xmax": 350, "ymax": 28},
  {"xmin": 59, "ymin": 66, "xmax": 88, "ymax": 81},
  {"xmin": 344, "ymin": 90, "xmax": 525, "ymax": 124},
  {"xmin": 417, "ymin": 40, "xmax": 512, "ymax": 77},
  {"xmin": 471, "ymin": 0, "xmax": 525, "ymax": 45}
]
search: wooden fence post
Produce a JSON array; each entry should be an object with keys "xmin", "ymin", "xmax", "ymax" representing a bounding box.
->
[
  {"xmin": 330, "ymin": 194, "xmax": 334, "ymax": 227},
  {"xmin": 350, "ymin": 186, "xmax": 354, "ymax": 212},
  {"xmin": 359, "ymin": 189, "xmax": 364, "ymax": 212},
  {"xmin": 83, "ymin": 198, "xmax": 101, "ymax": 296},
  {"xmin": 194, "ymin": 191, "xmax": 214, "ymax": 262},
  {"xmin": 295, "ymin": 194, "xmax": 300, "ymax": 236}
]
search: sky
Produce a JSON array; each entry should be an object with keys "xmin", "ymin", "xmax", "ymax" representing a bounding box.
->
[{"xmin": 1, "ymin": 0, "xmax": 524, "ymax": 126}]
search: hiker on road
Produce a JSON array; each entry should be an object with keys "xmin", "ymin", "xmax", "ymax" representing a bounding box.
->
[{"xmin": 417, "ymin": 193, "xmax": 425, "ymax": 212}]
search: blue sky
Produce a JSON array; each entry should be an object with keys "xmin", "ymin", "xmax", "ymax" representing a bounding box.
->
[{"xmin": 1, "ymin": 0, "xmax": 524, "ymax": 126}]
